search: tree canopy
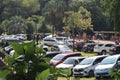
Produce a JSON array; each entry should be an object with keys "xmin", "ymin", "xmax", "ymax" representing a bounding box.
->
[
  {"xmin": 101, "ymin": 0, "xmax": 120, "ymax": 32},
  {"xmin": 0, "ymin": 0, "xmax": 117, "ymax": 35}
]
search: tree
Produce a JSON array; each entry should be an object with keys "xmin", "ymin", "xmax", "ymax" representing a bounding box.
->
[
  {"xmin": 63, "ymin": 6, "xmax": 93, "ymax": 37},
  {"xmin": 101, "ymin": 0, "xmax": 120, "ymax": 32},
  {"xmin": 0, "ymin": 0, "xmax": 40, "ymax": 20},
  {"xmin": 0, "ymin": 16, "xmax": 27, "ymax": 34},
  {"xmin": 43, "ymin": 0, "xmax": 65, "ymax": 35},
  {"xmin": 80, "ymin": 0, "xmax": 113, "ymax": 31}
]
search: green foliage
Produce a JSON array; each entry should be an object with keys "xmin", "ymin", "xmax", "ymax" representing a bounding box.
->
[
  {"xmin": 110, "ymin": 69, "xmax": 120, "ymax": 80},
  {"xmin": 0, "ymin": 0, "xmax": 40, "ymax": 19},
  {"xmin": 63, "ymin": 6, "xmax": 93, "ymax": 36},
  {"xmin": 101, "ymin": 0, "xmax": 120, "ymax": 32},
  {"xmin": 0, "ymin": 41, "xmax": 72, "ymax": 80},
  {"xmin": 0, "ymin": 16, "xmax": 27, "ymax": 34}
]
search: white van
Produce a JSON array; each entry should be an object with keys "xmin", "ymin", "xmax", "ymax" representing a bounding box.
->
[
  {"xmin": 94, "ymin": 54, "xmax": 120, "ymax": 79},
  {"xmin": 73, "ymin": 55, "xmax": 107, "ymax": 77}
]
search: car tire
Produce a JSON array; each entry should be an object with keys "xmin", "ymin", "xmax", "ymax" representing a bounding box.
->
[
  {"xmin": 101, "ymin": 50, "xmax": 106, "ymax": 55},
  {"xmin": 96, "ymin": 76, "xmax": 100, "ymax": 80},
  {"xmin": 88, "ymin": 70, "xmax": 94, "ymax": 77}
]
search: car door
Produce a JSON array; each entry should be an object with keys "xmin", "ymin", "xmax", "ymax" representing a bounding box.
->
[
  {"xmin": 90, "ymin": 57, "xmax": 106, "ymax": 71},
  {"xmin": 104, "ymin": 44, "xmax": 114, "ymax": 52}
]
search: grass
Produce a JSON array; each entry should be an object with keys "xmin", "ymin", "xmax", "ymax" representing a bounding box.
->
[
  {"xmin": 80, "ymin": 52, "xmax": 97, "ymax": 57},
  {"xmin": 57, "ymin": 77, "xmax": 95, "ymax": 80}
]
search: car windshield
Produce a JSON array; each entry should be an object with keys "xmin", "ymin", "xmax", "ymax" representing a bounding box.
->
[
  {"xmin": 63, "ymin": 58, "xmax": 75, "ymax": 64},
  {"xmin": 79, "ymin": 58, "xmax": 93, "ymax": 65},
  {"xmin": 52, "ymin": 54, "xmax": 64, "ymax": 60},
  {"xmin": 100, "ymin": 57, "xmax": 118, "ymax": 65}
]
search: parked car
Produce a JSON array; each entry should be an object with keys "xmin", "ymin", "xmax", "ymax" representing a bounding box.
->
[
  {"xmin": 109, "ymin": 45, "xmax": 120, "ymax": 55},
  {"xmin": 94, "ymin": 54, "xmax": 120, "ymax": 79},
  {"xmin": 76, "ymin": 41, "xmax": 85, "ymax": 51},
  {"xmin": 56, "ymin": 36, "xmax": 67, "ymax": 41},
  {"xmin": 50, "ymin": 52, "xmax": 81, "ymax": 66},
  {"xmin": 66, "ymin": 39, "xmax": 76, "ymax": 48},
  {"xmin": 3, "ymin": 45, "xmax": 13, "ymax": 54},
  {"xmin": 46, "ymin": 44, "xmax": 73, "ymax": 59},
  {"xmin": 46, "ymin": 51, "xmax": 60, "ymax": 59},
  {"xmin": 82, "ymin": 43, "xmax": 96, "ymax": 53},
  {"xmin": 94, "ymin": 43, "xmax": 114, "ymax": 55},
  {"xmin": 56, "ymin": 56, "xmax": 86, "ymax": 72},
  {"xmin": 42, "ymin": 37, "xmax": 58, "ymax": 46},
  {"xmin": 73, "ymin": 55, "xmax": 107, "ymax": 77},
  {"xmin": 51, "ymin": 44, "xmax": 72, "ymax": 52}
]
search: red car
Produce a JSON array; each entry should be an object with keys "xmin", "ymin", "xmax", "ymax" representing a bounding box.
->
[{"xmin": 50, "ymin": 52, "xmax": 81, "ymax": 66}]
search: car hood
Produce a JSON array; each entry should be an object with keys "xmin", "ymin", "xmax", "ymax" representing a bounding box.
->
[
  {"xmin": 50, "ymin": 59, "xmax": 61, "ymax": 66},
  {"xmin": 95, "ymin": 64, "xmax": 115, "ymax": 70},
  {"xmin": 74, "ymin": 64, "xmax": 91, "ymax": 69},
  {"xmin": 56, "ymin": 63, "xmax": 73, "ymax": 68}
]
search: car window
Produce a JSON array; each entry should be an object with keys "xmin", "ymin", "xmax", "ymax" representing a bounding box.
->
[
  {"xmin": 94, "ymin": 57, "xmax": 106, "ymax": 65},
  {"xmin": 52, "ymin": 55, "xmax": 65, "ymax": 60},
  {"xmin": 105, "ymin": 44, "xmax": 113, "ymax": 47},
  {"xmin": 63, "ymin": 58, "xmax": 75, "ymax": 64},
  {"xmin": 98, "ymin": 44, "xmax": 103, "ymax": 46},
  {"xmin": 79, "ymin": 58, "xmax": 94, "ymax": 65}
]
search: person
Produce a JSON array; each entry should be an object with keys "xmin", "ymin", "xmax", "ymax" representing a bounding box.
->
[{"xmin": 35, "ymin": 34, "xmax": 40, "ymax": 45}]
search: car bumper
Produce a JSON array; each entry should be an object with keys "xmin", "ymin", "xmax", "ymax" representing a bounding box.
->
[{"xmin": 73, "ymin": 71, "xmax": 88, "ymax": 77}]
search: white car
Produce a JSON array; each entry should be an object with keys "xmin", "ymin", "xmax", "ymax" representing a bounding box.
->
[
  {"xmin": 56, "ymin": 56, "xmax": 85, "ymax": 71},
  {"xmin": 51, "ymin": 44, "xmax": 72, "ymax": 52},
  {"xmin": 66, "ymin": 39, "xmax": 76, "ymax": 48},
  {"xmin": 42, "ymin": 37, "xmax": 58, "ymax": 46},
  {"xmin": 94, "ymin": 54, "xmax": 120, "ymax": 79},
  {"xmin": 73, "ymin": 55, "xmax": 107, "ymax": 77},
  {"xmin": 94, "ymin": 43, "xmax": 114, "ymax": 55}
]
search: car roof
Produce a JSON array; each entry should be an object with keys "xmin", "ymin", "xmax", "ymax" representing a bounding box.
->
[
  {"xmin": 66, "ymin": 56, "xmax": 85, "ymax": 60},
  {"xmin": 58, "ymin": 52, "xmax": 80, "ymax": 56},
  {"xmin": 87, "ymin": 55, "xmax": 108, "ymax": 60},
  {"xmin": 106, "ymin": 54, "xmax": 120, "ymax": 59}
]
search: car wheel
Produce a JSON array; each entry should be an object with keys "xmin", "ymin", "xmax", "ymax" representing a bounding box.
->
[
  {"xmin": 101, "ymin": 50, "xmax": 106, "ymax": 55},
  {"xmin": 88, "ymin": 70, "xmax": 94, "ymax": 77},
  {"xmin": 96, "ymin": 76, "xmax": 100, "ymax": 80}
]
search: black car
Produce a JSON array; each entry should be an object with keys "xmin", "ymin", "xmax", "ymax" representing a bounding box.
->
[
  {"xmin": 110, "ymin": 45, "xmax": 120, "ymax": 55},
  {"xmin": 82, "ymin": 43, "xmax": 96, "ymax": 53},
  {"xmin": 76, "ymin": 41, "xmax": 85, "ymax": 51}
]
